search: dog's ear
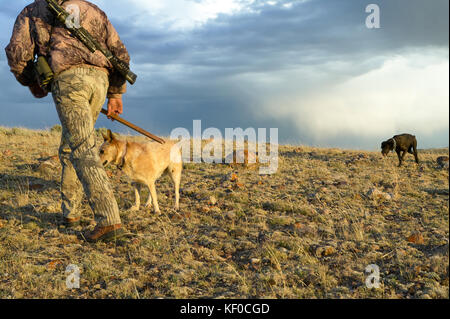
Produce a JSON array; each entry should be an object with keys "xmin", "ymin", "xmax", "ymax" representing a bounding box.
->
[
  {"xmin": 108, "ymin": 130, "xmax": 118, "ymax": 141},
  {"xmin": 102, "ymin": 130, "xmax": 110, "ymax": 142},
  {"xmin": 103, "ymin": 129, "xmax": 114, "ymax": 142}
]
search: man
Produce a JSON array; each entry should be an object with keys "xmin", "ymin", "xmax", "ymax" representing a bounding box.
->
[{"xmin": 5, "ymin": 0, "xmax": 130, "ymax": 242}]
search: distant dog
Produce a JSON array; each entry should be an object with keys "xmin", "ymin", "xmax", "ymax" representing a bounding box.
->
[
  {"xmin": 381, "ymin": 133, "xmax": 419, "ymax": 167},
  {"xmin": 100, "ymin": 130, "xmax": 182, "ymax": 214}
]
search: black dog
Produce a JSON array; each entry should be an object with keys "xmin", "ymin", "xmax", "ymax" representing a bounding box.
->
[{"xmin": 381, "ymin": 134, "xmax": 419, "ymax": 167}]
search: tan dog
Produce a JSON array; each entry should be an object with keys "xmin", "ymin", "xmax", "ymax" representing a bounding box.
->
[{"xmin": 99, "ymin": 130, "xmax": 182, "ymax": 214}]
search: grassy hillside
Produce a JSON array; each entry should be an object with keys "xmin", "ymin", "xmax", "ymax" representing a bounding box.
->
[{"xmin": 0, "ymin": 127, "xmax": 448, "ymax": 299}]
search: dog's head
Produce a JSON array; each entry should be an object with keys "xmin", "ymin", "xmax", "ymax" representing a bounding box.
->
[
  {"xmin": 381, "ymin": 139, "xmax": 394, "ymax": 157},
  {"xmin": 99, "ymin": 129, "xmax": 121, "ymax": 166}
]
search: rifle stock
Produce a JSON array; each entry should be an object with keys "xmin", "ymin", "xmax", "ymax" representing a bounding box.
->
[{"xmin": 101, "ymin": 109, "xmax": 165, "ymax": 144}]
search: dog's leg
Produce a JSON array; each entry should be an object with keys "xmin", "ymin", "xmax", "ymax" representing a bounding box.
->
[
  {"xmin": 174, "ymin": 179, "xmax": 180, "ymax": 211},
  {"xmin": 396, "ymin": 150, "xmax": 402, "ymax": 167},
  {"xmin": 413, "ymin": 140, "xmax": 419, "ymax": 164},
  {"xmin": 147, "ymin": 181, "xmax": 160, "ymax": 214},
  {"xmin": 399, "ymin": 151, "xmax": 407, "ymax": 167},
  {"xmin": 168, "ymin": 165, "xmax": 181, "ymax": 210},
  {"xmin": 144, "ymin": 184, "xmax": 152, "ymax": 208},
  {"xmin": 129, "ymin": 183, "xmax": 141, "ymax": 211}
]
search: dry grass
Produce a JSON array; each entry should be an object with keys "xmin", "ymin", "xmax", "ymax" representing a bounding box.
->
[{"xmin": 0, "ymin": 127, "xmax": 448, "ymax": 299}]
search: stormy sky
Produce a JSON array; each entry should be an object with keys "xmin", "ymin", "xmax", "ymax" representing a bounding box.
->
[{"xmin": 0, "ymin": 0, "xmax": 448, "ymax": 150}]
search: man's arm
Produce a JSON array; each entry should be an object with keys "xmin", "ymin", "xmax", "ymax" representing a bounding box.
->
[
  {"xmin": 5, "ymin": 6, "xmax": 36, "ymax": 87},
  {"xmin": 105, "ymin": 19, "xmax": 130, "ymax": 100},
  {"xmin": 104, "ymin": 17, "xmax": 131, "ymax": 118}
]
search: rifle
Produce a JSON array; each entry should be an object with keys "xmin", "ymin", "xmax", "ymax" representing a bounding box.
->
[
  {"xmin": 100, "ymin": 109, "xmax": 165, "ymax": 144},
  {"xmin": 44, "ymin": 0, "xmax": 137, "ymax": 85}
]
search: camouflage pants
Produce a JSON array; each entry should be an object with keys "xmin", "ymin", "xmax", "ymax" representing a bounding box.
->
[{"xmin": 51, "ymin": 67, "xmax": 121, "ymax": 227}]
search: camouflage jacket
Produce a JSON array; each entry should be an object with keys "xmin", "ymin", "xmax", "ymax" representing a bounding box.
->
[{"xmin": 5, "ymin": 0, "xmax": 130, "ymax": 98}]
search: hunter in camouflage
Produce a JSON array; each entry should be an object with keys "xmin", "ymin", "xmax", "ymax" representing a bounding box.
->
[{"xmin": 5, "ymin": 0, "xmax": 131, "ymax": 242}]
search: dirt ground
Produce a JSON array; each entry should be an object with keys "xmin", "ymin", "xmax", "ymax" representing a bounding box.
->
[{"xmin": 0, "ymin": 127, "xmax": 448, "ymax": 298}]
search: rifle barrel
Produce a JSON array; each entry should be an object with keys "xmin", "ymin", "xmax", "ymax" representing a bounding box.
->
[{"xmin": 100, "ymin": 109, "xmax": 165, "ymax": 144}]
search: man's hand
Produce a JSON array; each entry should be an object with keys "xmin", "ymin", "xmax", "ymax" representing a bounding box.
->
[
  {"xmin": 107, "ymin": 97, "xmax": 123, "ymax": 120},
  {"xmin": 29, "ymin": 83, "xmax": 48, "ymax": 98}
]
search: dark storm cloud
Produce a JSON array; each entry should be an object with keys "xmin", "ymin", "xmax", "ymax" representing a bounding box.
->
[
  {"xmin": 115, "ymin": 0, "xmax": 448, "ymax": 148},
  {"xmin": 118, "ymin": 0, "xmax": 448, "ymax": 110},
  {"xmin": 380, "ymin": 0, "xmax": 449, "ymax": 48},
  {"xmin": 125, "ymin": 0, "xmax": 448, "ymax": 69}
]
